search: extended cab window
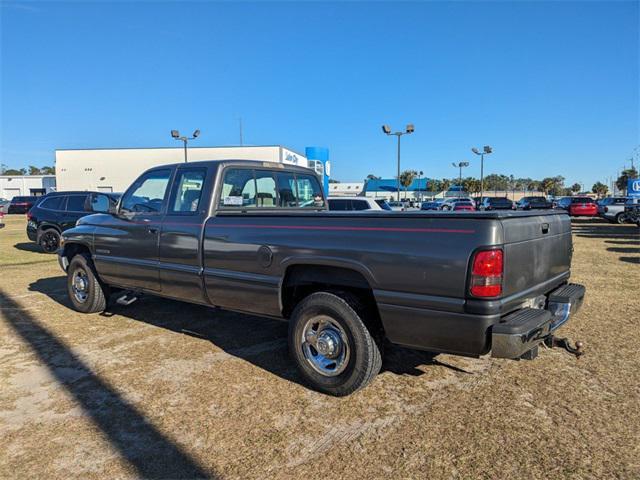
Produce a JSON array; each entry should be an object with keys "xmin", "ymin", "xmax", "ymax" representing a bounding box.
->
[
  {"xmin": 121, "ymin": 169, "xmax": 172, "ymax": 214},
  {"xmin": 296, "ymin": 174, "xmax": 324, "ymax": 208},
  {"xmin": 255, "ymin": 170, "xmax": 277, "ymax": 207},
  {"xmin": 171, "ymin": 169, "xmax": 206, "ymax": 213},
  {"xmin": 220, "ymin": 169, "xmax": 257, "ymax": 208}
]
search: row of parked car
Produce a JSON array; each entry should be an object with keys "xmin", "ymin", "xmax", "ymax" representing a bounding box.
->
[{"xmin": 2, "ymin": 190, "xmax": 638, "ymax": 254}]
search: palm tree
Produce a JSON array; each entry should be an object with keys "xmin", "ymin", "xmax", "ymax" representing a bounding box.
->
[{"xmin": 399, "ymin": 170, "xmax": 418, "ymax": 200}]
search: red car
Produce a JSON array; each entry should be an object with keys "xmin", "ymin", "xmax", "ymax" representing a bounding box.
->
[
  {"xmin": 568, "ymin": 197, "xmax": 597, "ymax": 216},
  {"xmin": 453, "ymin": 201, "xmax": 476, "ymax": 212}
]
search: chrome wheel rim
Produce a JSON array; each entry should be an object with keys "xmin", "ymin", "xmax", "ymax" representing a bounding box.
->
[
  {"xmin": 41, "ymin": 231, "xmax": 59, "ymax": 252},
  {"xmin": 301, "ymin": 315, "xmax": 350, "ymax": 377},
  {"xmin": 71, "ymin": 269, "xmax": 89, "ymax": 303}
]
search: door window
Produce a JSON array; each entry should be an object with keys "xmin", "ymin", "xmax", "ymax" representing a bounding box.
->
[
  {"xmin": 275, "ymin": 172, "xmax": 298, "ymax": 207},
  {"xmin": 171, "ymin": 169, "xmax": 206, "ymax": 214},
  {"xmin": 66, "ymin": 194, "xmax": 89, "ymax": 212},
  {"xmin": 121, "ymin": 169, "xmax": 172, "ymax": 214}
]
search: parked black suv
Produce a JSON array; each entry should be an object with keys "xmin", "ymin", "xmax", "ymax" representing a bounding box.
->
[
  {"xmin": 478, "ymin": 197, "xmax": 515, "ymax": 210},
  {"xmin": 26, "ymin": 191, "xmax": 120, "ymax": 253},
  {"xmin": 516, "ymin": 196, "xmax": 553, "ymax": 210},
  {"xmin": 7, "ymin": 196, "xmax": 39, "ymax": 214}
]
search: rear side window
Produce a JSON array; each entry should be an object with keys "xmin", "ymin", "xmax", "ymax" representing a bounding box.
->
[
  {"xmin": 275, "ymin": 172, "xmax": 298, "ymax": 207},
  {"xmin": 66, "ymin": 194, "xmax": 89, "ymax": 212},
  {"xmin": 328, "ymin": 199, "xmax": 350, "ymax": 211},
  {"xmin": 39, "ymin": 196, "xmax": 65, "ymax": 210},
  {"xmin": 171, "ymin": 169, "xmax": 206, "ymax": 214},
  {"xmin": 351, "ymin": 200, "xmax": 369, "ymax": 210}
]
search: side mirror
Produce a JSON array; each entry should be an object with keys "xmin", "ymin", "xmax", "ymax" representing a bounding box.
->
[{"xmin": 86, "ymin": 193, "xmax": 118, "ymax": 214}]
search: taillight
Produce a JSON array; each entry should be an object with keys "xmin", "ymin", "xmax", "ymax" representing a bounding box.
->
[
  {"xmin": 604, "ymin": 207, "xmax": 608, "ymax": 213},
  {"xmin": 26, "ymin": 211, "xmax": 32, "ymax": 220},
  {"xmin": 470, "ymin": 249, "xmax": 503, "ymax": 297}
]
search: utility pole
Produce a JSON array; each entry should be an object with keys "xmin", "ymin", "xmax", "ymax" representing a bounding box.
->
[
  {"xmin": 471, "ymin": 146, "xmax": 493, "ymax": 208},
  {"xmin": 239, "ymin": 118, "xmax": 244, "ymax": 146}
]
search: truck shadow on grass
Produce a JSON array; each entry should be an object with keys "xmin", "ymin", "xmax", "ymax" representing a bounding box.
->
[
  {"xmin": 0, "ymin": 285, "xmax": 214, "ymax": 480},
  {"xmin": 572, "ymin": 222, "xmax": 639, "ymax": 239},
  {"xmin": 29, "ymin": 277, "xmax": 457, "ymax": 386},
  {"xmin": 14, "ymin": 242, "xmax": 46, "ymax": 253}
]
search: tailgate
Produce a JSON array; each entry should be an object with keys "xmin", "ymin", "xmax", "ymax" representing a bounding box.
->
[{"xmin": 500, "ymin": 213, "xmax": 572, "ymax": 297}]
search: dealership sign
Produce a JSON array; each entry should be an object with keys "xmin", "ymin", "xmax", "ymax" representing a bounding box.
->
[{"xmin": 628, "ymin": 178, "xmax": 640, "ymax": 197}]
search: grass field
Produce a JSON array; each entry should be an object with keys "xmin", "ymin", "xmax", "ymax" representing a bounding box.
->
[{"xmin": 0, "ymin": 214, "xmax": 638, "ymax": 479}]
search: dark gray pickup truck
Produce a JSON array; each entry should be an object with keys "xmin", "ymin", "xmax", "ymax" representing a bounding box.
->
[{"xmin": 58, "ymin": 160, "xmax": 585, "ymax": 395}]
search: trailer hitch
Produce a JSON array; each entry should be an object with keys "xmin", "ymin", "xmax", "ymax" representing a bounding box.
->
[{"xmin": 543, "ymin": 335, "xmax": 585, "ymax": 358}]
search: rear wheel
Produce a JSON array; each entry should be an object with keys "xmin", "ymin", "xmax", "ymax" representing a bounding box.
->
[
  {"xmin": 39, "ymin": 229, "xmax": 60, "ymax": 253},
  {"xmin": 288, "ymin": 292, "xmax": 382, "ymax": 396},
  {"xmin": 67, "ymin": 254, "xmax": 107, "ymax": 313},
  {"xmin": 614, "ymin": 213, "xmax": 626, "ymax": 224}
]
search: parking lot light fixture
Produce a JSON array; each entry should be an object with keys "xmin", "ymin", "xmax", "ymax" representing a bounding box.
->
[
  {"xmin": 452, "ymin": 161, "xmax": 469, "ymax": 197},
  {"xmin": 471, "ymin": 146, "xmax": 492, "ymax": 208},
  {"xmin": 171, "ymin": 129, "xmax": 201, "ymax": 162},
  {"xmin": 382, "ymin": 123, "xmax": 415, "ymax": 201}
]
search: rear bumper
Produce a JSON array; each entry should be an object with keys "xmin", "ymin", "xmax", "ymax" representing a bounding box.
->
[{"xmin": 491, "ymin": 283, "xmax": 585, "ymax": 359}]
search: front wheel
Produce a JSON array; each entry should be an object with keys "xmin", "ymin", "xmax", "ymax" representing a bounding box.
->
[
  {"xmin": 288, "ymin": 292, "xmax": 382, "ymax": 396},
  {"xmin": 67, "ymin": 254, "xmax": 108, "ymax": 313}
]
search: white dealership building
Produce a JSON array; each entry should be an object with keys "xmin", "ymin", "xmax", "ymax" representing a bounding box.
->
[
  {"xmin": 55, "ymin": 145, "xmax": 309, "ymax": 192},
  {"xmin": 0, "ymin": 175, "xmax": 56, "ymax": 200}
]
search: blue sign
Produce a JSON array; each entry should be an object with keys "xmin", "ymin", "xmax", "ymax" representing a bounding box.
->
[
  {"xmin": 305, "ymin": 147, "xmax": 330, "ymax": 197},
  {"xmin": 628, "ymin": 178, "xmax": 640, "ymax": 197}
]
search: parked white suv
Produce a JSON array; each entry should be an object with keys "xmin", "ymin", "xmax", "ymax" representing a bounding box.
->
[{"xmin": 327, "ymin": 197, "xmax": 385, "ymax": 211}]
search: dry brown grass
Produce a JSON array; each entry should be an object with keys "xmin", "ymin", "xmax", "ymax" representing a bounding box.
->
[{"xmin": 0, "ymin": 215, "xmax": 638, "ymax": 479}]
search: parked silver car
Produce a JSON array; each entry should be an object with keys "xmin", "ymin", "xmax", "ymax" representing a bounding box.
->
[{"xmin": 598, "ymin": 197, "xmax": 630, "ymax": 223}]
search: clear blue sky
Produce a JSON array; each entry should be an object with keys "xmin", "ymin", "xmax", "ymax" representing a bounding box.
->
[{"xmin": 1, "ymin": 1, "xmax": 638, "ymax": 188}]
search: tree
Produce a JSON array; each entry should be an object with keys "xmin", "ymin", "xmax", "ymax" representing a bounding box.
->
[
  {"xmin": 428, "ymin": 179, "xmax": 442, "ymax": 193},
  {"xmin": 399, "ymin": 169, "xmax": 418, "ymax": 198},
  {"xmin": 540, "ymin": 176, "xmax": 565, "ymax": 196},
  {"xmin": 571, "ymin": 183, "xmax": 581, "ymax": 194},
  {"xmin": 592, "ymin": 182, "xmax": 608, "ymax": 197},
  {"xmin": 3, "ymin": 168, "xmax": 26, "ymax": 175},
  {"xmin": 41, "ymin": 166, "xmax": 55, "ymax": 175},
  {"xmin": 440, "ymin": 178, "xmax": 451, "ymax": 193},
  {"xmin": 527, "ymin": 180, "xmax": 541, "ymax": 192},
  {"xmin": 616, "ymin": 167, "xmax": 638, "ymax": 194},
  {"xmin": 462, "ymin": 177, "xmax": 480, "ymax": 194}
]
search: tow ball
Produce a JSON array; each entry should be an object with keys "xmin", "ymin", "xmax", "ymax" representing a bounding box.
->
[{"xmin": 543, "ymin": 335, "xmax": 585, "ymax": 358}]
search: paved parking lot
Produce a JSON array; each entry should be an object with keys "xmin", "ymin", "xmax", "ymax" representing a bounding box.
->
[{"xmin": 1, "ymin": 215, "xmax": 638, "ymax": 479}]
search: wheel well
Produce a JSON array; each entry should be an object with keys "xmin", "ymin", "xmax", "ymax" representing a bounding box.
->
[
  {"xmin": 281, "ymin": 265, "xmax": 384, "ymax": 337},
  {"xmin": 62, "ymin": 242, "xmax": 91, "ymax": 263}
]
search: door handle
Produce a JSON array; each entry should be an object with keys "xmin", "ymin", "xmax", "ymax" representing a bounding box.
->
[{"xmin": 147, "ymin": 227, "xmax": 159, "ymax": 234}]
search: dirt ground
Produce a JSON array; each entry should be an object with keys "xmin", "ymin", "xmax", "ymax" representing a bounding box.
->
[{"xmin": 0, "ymin": 215, "xmax": 638, "ymax": 479}]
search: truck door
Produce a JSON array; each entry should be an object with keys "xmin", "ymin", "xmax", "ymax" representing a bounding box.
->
[
  {"xmin": 93, "ymin": 168, "xmax": 173, "ymax": 291},
  {"xmin": 158, "ymin": 166, "xmax": 212, "ymax": 302}
]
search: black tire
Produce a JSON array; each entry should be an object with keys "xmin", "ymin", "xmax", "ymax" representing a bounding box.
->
[
  {"xmin": 67, "ymin": 254, "xmax": 107, "ymax": 313},
  {"xmin": 288, "ymin": 292, "xmax": 382, "ymax": 396},
  {"xmin": 39, "ymin": 229, "xmax": 61, "ymax": 254},
  {"xmin": 614, "ymin": 213, "xmax": 626, "ymax": 224}
]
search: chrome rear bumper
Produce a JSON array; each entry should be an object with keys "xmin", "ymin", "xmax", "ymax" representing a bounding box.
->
[{"xmin": 491, "ymin": 283, "xmax": 586, "ymax": 359}]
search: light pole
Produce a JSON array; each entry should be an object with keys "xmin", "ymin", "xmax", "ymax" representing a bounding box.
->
[
  {"xmin": 171, "ymin": 129, "xmax": 201, "ymax": 162},
  {"xmin": 417, "ymin": 170, "xmax": 423, "ymax": 202},
  {"xmin": 451, "ymin": 161, "xmax": 469, "ymax": 197},
  {"xmin": 471, "ymin": 146, "xmax": 493, "ymax": 208},
  {"xmin": 382, "ymin": 124, "xmax": 415, "ymax": 202}
]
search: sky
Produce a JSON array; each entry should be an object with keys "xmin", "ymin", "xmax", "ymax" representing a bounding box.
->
[{"xmin": 1, "ymin": 0, "xmax": 638, "ymax": 189}]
